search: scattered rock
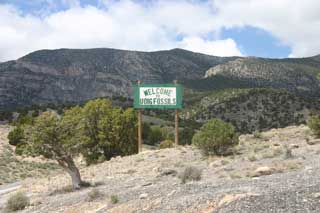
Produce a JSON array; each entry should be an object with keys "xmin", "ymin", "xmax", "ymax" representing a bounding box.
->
[
  {"xmin": 139, "ymin": 193, "xmax": 148, "ymax": 199},
  {"xmin": 251, "ymin": 166, "xmax": 274, "ymax": 177},
  {"xmin": 141, "ymin": 182, "xmax": 152, "ymax": 187},
  {"xmin": 152, "ymin": 167, "xmax": 162, "ymax": 173},
  {"xmin": 209, "ymin": 159, "xmax": 231, "ymax": 168},
  {"xmin": 290, "ymin": 144, "xmax": 299, "ymax": 149},
  {"xmin": 209, "ymin": 160, "xmax": 223, "ymax": 167},
  {"xmin": 307, "ymin": 139, "xmax": 320, "ymax": 145},
  {"xmin": 312, "ymin": 192, "xmax": 320, "ymax": 199},
  {"xmin": 218, "ymin": 193, "xmax": 259, "ymax": 207},
  {"xmin": 167, "ymin": 190, "xmax": 176, "ymax": 197},
  {"xmin": 159, "ymin": 169, "xmax": 177, "ymax": 176}
]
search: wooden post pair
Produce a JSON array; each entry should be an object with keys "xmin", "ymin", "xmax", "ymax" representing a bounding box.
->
[{"xmin": 137, "ymin": 80, "xmax": 179, "ymax": 153}]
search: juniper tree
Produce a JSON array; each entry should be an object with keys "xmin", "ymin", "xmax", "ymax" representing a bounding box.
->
[{"xmin": 24, "ymin": 111, "xmax": 85, "ymax": 189}]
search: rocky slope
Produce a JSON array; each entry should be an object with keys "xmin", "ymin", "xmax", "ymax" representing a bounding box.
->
[
  {"xmin": 0, "ymin": 48, "xmax": 235, "ymax": 110},
  {"xmin": 204, "ymin": 57, "xmax": 320, "ymax": 97},
  {"xmin": 183, "ymin": 88, "xmax": 320, "ymax": 133},
  {"xmin": 1, "ymin": 125, "xmax": 320, "ymax": 212}
]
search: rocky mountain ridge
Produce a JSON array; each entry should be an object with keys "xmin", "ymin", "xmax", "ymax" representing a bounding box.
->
[
  {"xmin": 0, "ymin": 48, "xmax": 235, "ymax": 110},
  {"xmin": 0, "ymin": 48, "xmax": 320, "ymax": 110},
  {"xmin": 204, "ymin": 57, "xmax": 320, "ymax": 97}
]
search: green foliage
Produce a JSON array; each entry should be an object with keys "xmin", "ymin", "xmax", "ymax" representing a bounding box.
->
[
  {"xmin": 179, "ymin": 127, "xmax": 195, "ymax": 145},
  {"xmin": 307, "ymin": 115, "xmax": 320, "ymax": 138},
  {"xmin": 0, "ymin": 111, "xmax": 12, "ymax": 122},
  {"xmin": 7, "ymin": 127, "xmax": 30, "ymax": 155},
  {"xmin": 192, "ymin": 119, "xmax": 239, "ymax": 156},
  {"xmin": 179, "ymin": 166, "xmax": 202, "ymax": 184},
  {"xmin": 64, "ymin": 99, "xmax": 138, "ymax": 165},
  {"xmin": 25, "ymin": 111, "xmax": 71, "ymax": 159},
  {"xmin": 147, "ymin": 126, "xmax": 164, "ymax": 145},
  {"xmin": 110, "ymin": 194, "xmax": 119, "ymax": 204},
  {"xmin": 87, "ymin": 189, "xmax": 103, "ymax": 201},
  {"xmin": 5, "ymin": 191, "xmax": 30, "ymax": 212},
  {"xmin": 10, "ymin": 99, "xmax": 138, "ymax": 167},
  {"xmin": 8, "ymin": 127, "xmax": 24, "ymax": 146},
  {"xmin": 161, "ymin": 127, "xmax": 174, "ymax": 141},
  {"xmin": 142, "ymin": 123, "xmax": 152, "ymax": 145},
  {"xmin": 13, "ymin": 114, "xmax": 34, "ymax": 126},
  {"xmin": 159, "ymin": 139, "xmax": 174, "ymax": 149},
  {"xmin": 317, "ymin": 72, "xmax": 320, "ymax": 81}
]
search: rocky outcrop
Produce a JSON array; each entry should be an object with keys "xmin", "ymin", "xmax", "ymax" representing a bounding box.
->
[{"xmin": 204, "ymin": 57, "xmax": 320, "ymax": 97}]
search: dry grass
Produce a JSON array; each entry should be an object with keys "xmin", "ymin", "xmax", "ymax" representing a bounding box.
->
[
  {"xmin": 110, "ymin": 194, "xmax": 119, "ymax": 204},
  {"xmin": 49, "ymin": 185, "xmax": 74, "ymax": 196},
  {"xmin": 272, "ymin": 160, "xmax": 303, "ymax": 172},
  {"xmin": 0, "ymin": 125, "xmax": 60, "ymax": 184},
  {"xmin": 247, "ymin": 153, "xmax": 258, "ymax": 162},
  {"xmin": 229, "ymin": 171, "xmax": 243, "ymax": 179},
  {"xmin": 179, "ymin": 166, "xmax": 202, "ymax": 184},
  {"xmin": 87, "ymin": 188, "xmax": 104, "ymax": 202},
  {"xmin": 0, "ymin": 144, "xmax": 60, "ymax": 184},
  {"xmin": 5, "ymin": 191, "xmax": 30, "ymax": 212}
]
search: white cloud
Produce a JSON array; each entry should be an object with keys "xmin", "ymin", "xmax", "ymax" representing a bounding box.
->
[
  {"xmin": 179, "ymin": 37, "xmax": 242, "ymax": 57},
  {"xmin": 0, "ymin": 1, "xmax": 242, "ymax": 62},
  {"xmin": 2, "ymin": 0, "xmax": 320, "ymax": 61},
  {"xmin": 212, "ymin": 0, "xmax": 320, "ymax": 57}
]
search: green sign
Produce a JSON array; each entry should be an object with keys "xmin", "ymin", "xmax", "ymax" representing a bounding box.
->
[{"xmin": 134, "ymin": 83, "xmax": 183, "ymax": 109}]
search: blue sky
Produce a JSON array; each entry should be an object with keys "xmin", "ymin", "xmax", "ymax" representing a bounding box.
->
[
  {"xmin": 0, "ymin": 0, "xmax": 319, "ymax": 61},
  {"xmin": 220, "ymin": 27, "xmax": 291, "ymax": 59}
]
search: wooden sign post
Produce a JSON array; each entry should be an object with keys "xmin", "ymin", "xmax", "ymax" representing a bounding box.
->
[
  {"xmin": 174, "ymin": 80, "xmax": 179, "ymax": 146},
  {"xmin": 133, "ymin": 81, "xmax": 183, "ymax": 152},
  {"xmin": 137, "ymin": 81, "xmax": 142, "ymax": 153}
]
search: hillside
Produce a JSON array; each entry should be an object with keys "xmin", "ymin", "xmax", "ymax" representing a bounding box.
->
[
  {"xmin": 1, "ymin": 48, "xmax": 320, "ymax": 111},
  {"xmin": 0, "ymin": 48, "xmax": 235, "ymax": 110},
  {"xmin": 183, "ymin": 88, "xmax": 320, "ymax": 133},
  {"xmin": 203, "ymin": 57, "xmax": 320, "ymax": 97},
  {"xmin": 1, "ymin": 125, "xmax": 320, "ymax": 212},
  {"xmin": 0, "ymin": 125, "xmax": 60, "ymax": 185}
]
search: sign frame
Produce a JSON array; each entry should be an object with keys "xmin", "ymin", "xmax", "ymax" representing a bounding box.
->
[{"xmin": 133, "ymin": 83, "xmax": 183, "ymax": 109}]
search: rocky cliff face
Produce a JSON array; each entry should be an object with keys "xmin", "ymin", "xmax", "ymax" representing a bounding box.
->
[{"xmin": 0, "ymin": 48, "xmax": 234, "ymax": 110}]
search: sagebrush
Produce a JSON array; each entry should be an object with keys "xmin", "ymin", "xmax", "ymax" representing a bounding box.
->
[
  {"xmin": 307, "ymin": 115, "xmax": 320, "ymax": 138},
  {"xmin": 5, "ymin": 192, "xmax": 30, "ymax": 212},
  {"xmin": 192, "ymin": 119, "xmax": 239, "ymax": 156},
  {"xmin": 159, "ymin": 140, "xmax": 174, "ymax": 149},
  {"xmin": 179, "ymin": 166, "xmax": 202, "ymax": 184}
]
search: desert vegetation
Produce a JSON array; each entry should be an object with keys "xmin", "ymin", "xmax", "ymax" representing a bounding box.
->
[
  {"xmin": 183, "ymin": 88, "xmax": 320, "ymax": 133},
  {"xmin": 5, "ymin": 191, "xmax": 30, "ymax": 212},
  {"xmin": 192, "ymin": 119, "xmax": 239, "ymax": 156},
  {"xmin": 307, "ymin": 115, "xmax": 320, "ymax": 138},
  {"xmin": 7, "ymin": 99, "xmax": 137, "ymax": 189}
]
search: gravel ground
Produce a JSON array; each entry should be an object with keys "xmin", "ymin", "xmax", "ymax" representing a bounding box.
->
[{"xmin": 1, "ymin": 125, "xmax": 320, "ymax": 213}]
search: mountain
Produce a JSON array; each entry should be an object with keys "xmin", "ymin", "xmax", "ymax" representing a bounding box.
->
[
  {"xmin": 0, "ymin": 48, "xmax": 236, "ymax": 110},
  {"xmin": 0, "ymin": 47, "xmax": 320, "ymax": 112}
]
